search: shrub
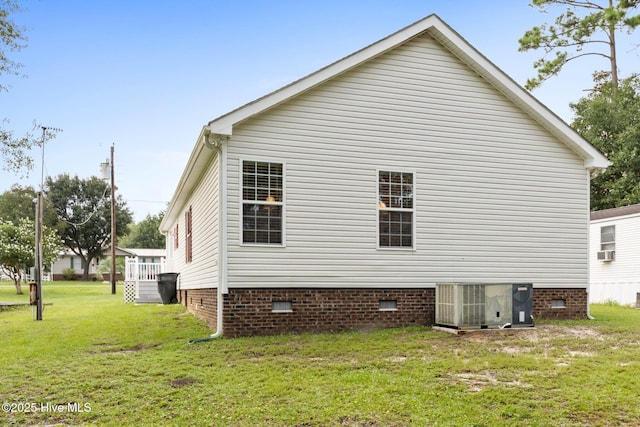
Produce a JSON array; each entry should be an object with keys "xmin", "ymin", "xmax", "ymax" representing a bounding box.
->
[{"xmin": 62, "ymin": 268, "xmax": 76, "ymax": 281}]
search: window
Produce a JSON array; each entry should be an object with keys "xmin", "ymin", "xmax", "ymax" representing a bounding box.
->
[
  {"xmin": 378, "ymin": 171, "xmax": 414, "ymax": 248},
  {"xmin": 70, "ymin": 257, "xmax": 82, "ymax": 270},
  {"xmin": 174, "ymin": 224, "xmax": 179, "ymax": 249},
  {"xmin": 185, "ymin": 206, "xmax": 193, "ymax": 263},
  {"xmin": 242, "ymin": 160, "xmax": 284, "ymax": 245},
  {"xmin": 600, "ymin": 225, "xmax": 615, "ymax": 251},
  {"xmin": 379, "ymin": 300, "xmax": 398, "ymax": 311},
  {"xmin": 597, "ymin": 225, "xmax": 615, "ymax": 261},
  {"xmin": 272, "ymin": 301, "xmax": 293, "ymax": 312}
]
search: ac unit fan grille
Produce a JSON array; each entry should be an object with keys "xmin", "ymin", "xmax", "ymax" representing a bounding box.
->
[{"xmin": 462, "ymin": 284, "xmax": 486, "ymax": 325}]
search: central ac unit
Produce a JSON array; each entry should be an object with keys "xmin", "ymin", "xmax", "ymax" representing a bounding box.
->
[{"xmin": 435, "ymin": 283, "xmax": 534, "ymax": 330}]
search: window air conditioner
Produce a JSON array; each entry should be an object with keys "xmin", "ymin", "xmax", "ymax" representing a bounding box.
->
[{"xmin": 598, "ymin": 250, "xmax": 615, "ymax": 262}]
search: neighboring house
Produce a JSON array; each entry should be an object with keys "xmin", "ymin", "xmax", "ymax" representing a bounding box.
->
[
  {"xmin": 50, "ymin": 249, "xmax": 102, "ymax": 280},
  {"xmin": 51, "ymin": 247, "xmax": 165, "ymax": 281},
  {"xmin": 589, "ymin": 204, "xmax": 640, "ymax": 306},
  {"xmin": 121, "ymin": 248, "xmax": 166, "ymax": 265},
  {"xmin": 159, "ymin": 15, "xmax": 609, "ymax": 337}
]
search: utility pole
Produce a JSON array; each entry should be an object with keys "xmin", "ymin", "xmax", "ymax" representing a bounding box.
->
[
  {"xmin": 34, "ymin": 191, "xmax": 43, "ymax": 320},
  {"xmin": 34, "ymin": 126, "xmax": 61, "ymax": 320},
  {"xmin": 110, "ymin": 144, "xmax": 116, "ymax": 294}
]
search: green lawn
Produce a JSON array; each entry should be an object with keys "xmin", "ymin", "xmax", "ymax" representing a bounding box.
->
[{"xmin": 1, "ymin": 281, "xmax": 639, "ymax": 426}]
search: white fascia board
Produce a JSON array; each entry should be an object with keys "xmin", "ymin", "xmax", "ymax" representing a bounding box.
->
[
  {"xmin": 160, "ymin": 127, "xmax": 215, "ymax": 232},
  {"xmin": 591, "ymin": 212, "xmax": 640, "ymax": 224},
  {"xmin": 206, "ymin": 14, "xmax": 609, "ymax": 172}
]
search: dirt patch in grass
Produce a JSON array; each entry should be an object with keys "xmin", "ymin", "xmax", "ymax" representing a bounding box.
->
[
  {"xmin": 168, "ymin": 377, "xmax": 200, "ymax": 388},
  {"xmin": 457, "ymin": 324, "xmax": 605, "ymax": 344},
  {"xmin": 445, "ymin": 371, "xmax": 531, "ymax": 392},
  {"xmin": 337, "ymin": 415, "xmax": 382, "ymax": 426},
  {"xmin": 88, "ymin": 343, "xmax": 159, "ymax": 355}
]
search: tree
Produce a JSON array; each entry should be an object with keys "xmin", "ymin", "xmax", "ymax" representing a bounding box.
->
[
  {"xmin": 45, "ymin": 174, "xmax": 133, "ymax": 280},
  {"xmin": 1, "ymin": 125, "xmax": 59, "ymax": 177},
  {"xmin": 0, "ymin": 184, "xmax": 57, "ymax": 224},
  {"xmin": 96, "ymin": 256, "xmax": 125, "ymax": 280},
  {"xmin": 519, "ymin": 0, "xmax": 640, "ymax": 90},
  {"xmin": 1, "ymin": 1, "xmax": 58, "ymax": 176},
  {"xmin": 0, "ymin": 184, "xmax": 36, "ymax": 222},
  {"xmin": 120, "ymin": 212, "xmax": 166, "ymax": 249},
  {"xmin": 0, "ymin": 0, "xmax": 25, "ymax": 92},
  {"xmin": 571, "ymin": 74, "xmax": 640, "ymax": 210},
  {"xmin": 0, "ymin": 218, "xmax": 62, "ymax": 294}
]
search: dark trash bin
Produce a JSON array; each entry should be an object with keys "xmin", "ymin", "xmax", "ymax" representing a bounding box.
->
[{"xmin": 157, "ymin": 273, "xmax": 180, "ymax": 304}]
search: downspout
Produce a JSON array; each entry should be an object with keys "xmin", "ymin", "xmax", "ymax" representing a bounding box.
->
[
  {"xmin": 189, "ymin": 131, "xmax": 228, "ymax": 343},
  {"xmin": 586, "ymin": 168, "xmax": 595, "ymax": 320}
]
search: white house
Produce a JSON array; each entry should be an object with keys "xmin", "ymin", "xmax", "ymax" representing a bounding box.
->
[
  {"xmin": 589, "ymin": 204, "xmax": 640, "ymax": 306},
  {"xmin": 50, "ymin": 249, "xmax": 103, "ymax": 280},
  {"xmin": 51, "ymin": 247, "xmax": 166, "ymax": 281},
  {"xmin": 159, "ymin": 15, "xmax": 608, "ymax": 337}
]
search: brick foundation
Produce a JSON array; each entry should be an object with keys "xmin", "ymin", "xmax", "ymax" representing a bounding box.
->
[
  {"xmin": 221, "ymin": 288, "xmax": 435, "ymax": 338},
  {"xmin": 181, "ymin": 287, "xmax": 588, "ymax": 337},
  {"xmin": 533, "ymin": 288, "xmax": 588, "ymax": 320},
  {"xmin": 178, "ymin": 289, "xmax": 218, "ymax": 329}
]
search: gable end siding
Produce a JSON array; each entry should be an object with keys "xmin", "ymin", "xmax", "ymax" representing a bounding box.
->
[{"xmin": 223, "ymin": 32, "xmax": 588, "ymax": 289}]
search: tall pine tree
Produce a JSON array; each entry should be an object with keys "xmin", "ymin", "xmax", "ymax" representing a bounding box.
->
[{"xmin": 571, "ymin": 75, "xmax": 640, "ymax": 210}]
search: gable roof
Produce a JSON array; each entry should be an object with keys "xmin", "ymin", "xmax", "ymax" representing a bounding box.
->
[
  {"xmin": 204, "ymin": 14, "xmax": 609, "ymax": 170},
  {"xmin": 162, "ymin": 14, "xmax": 609, "ymax": 231},
  {"xmin": 591, "ymin": 204, "xmax": 640, "ymax": 221}
]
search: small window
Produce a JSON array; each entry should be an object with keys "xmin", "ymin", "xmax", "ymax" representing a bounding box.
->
[
  {"xmin": 378, "ymin": 171, "xmax": 414, "ymax": 248},
  {"xmin": 379, "ymin": 300, "xmax": 398, "ymax": 311},
  {"xmin": 272, "ymin": 301, "xmax": 293, "ymax": 312},
  {"xmin": 598, "ymin": 225, "xmax": 616, "ymax": 261},
  {"xmin": 551, "ymin": 299, "xmax": 566, "ymax": 308},
  {"xmin": 70, "ymin": 257, "xmax": 82, "ymax": 270},
  {"xmin": 174, "ymin": 224, "xmax": 179, "ymax": 249},
  {"xmin": 600, "ymin": 225, "xmax": 615, "ymax": 252}
]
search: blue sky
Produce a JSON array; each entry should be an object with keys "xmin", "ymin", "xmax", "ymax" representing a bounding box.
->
[{"xmin": 2, "ymin": 0, "xmax": 638, "ymax": 221}]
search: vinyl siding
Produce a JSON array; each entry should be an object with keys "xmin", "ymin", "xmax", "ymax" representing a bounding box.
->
[
  {"xmin": 589, "ymin": 214, "xmax": 640, "ymax": 304},
  {"xmin": 224, "ymin": 32, "xmax": 588, "ymax": 289},
  {"xmin": 167, "ymin": 151, "xmax": 220, "ymax": 290}
]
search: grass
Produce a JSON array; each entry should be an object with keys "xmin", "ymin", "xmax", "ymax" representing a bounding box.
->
[{"xmin": 1, "ymin": 282, "xmax": 640, "ymax": 426}]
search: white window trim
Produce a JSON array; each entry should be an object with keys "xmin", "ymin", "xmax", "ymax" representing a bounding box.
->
[
  {"xmin": 376, "ymin": 168, "xmax": 416, "ymax": 251},
  {"xmin": 239, "ymin": 158, "xmax": 287, "ymax": 247},
  {"xmin": 600, "ymin": 225, "xmax": 615, "ymax": 251}
]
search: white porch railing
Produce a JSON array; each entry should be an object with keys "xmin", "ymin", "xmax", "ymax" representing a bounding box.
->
[
  {"xmin": 23, "ymin": 272, "xmax": 51, "ymax": 282},
  {"xmin": 124, "ymin": 256, "xmax": 167, "ymax": 303},
  {"xmin": 125, "ymin": 257, "xmax": 165, "ymax": 282}
]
